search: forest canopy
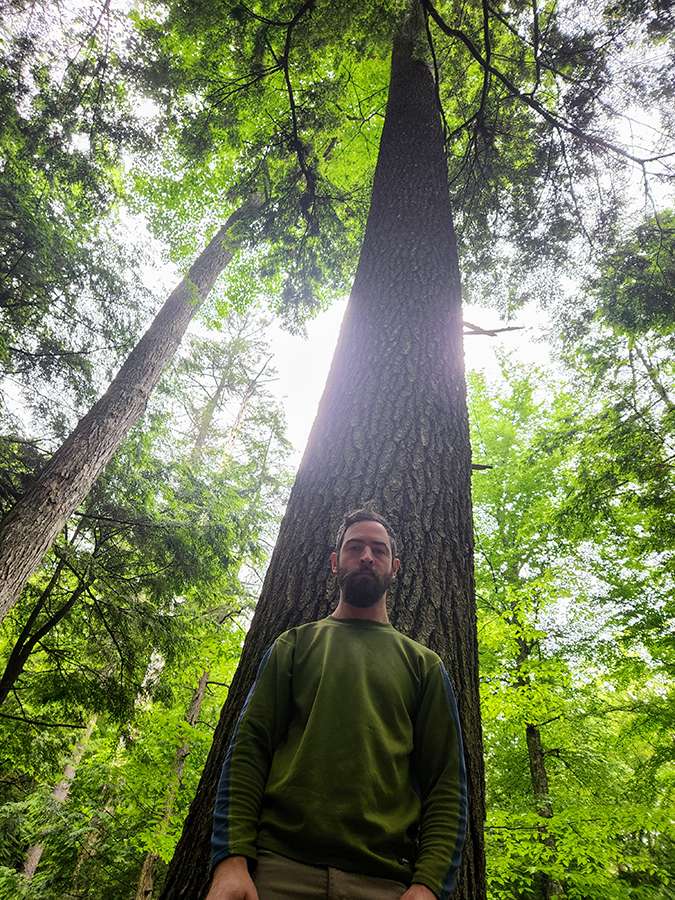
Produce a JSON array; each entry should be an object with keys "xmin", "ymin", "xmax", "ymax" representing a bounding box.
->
[{"xmin": 0, "ymin": 0, "xmax": 673, "ymax": 898}]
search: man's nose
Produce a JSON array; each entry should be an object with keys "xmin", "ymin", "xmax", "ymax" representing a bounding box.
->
[{"xmin": 360, "ymin": 547, "xmax": 374, "ymax": 564}]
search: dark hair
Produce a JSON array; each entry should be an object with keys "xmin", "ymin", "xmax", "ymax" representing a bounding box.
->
[{"xmin": 335, "ymin": 508, "xmax": 398, "ymax": 558}]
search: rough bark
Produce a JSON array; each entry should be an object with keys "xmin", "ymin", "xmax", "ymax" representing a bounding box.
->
[
  {"xmin": 136, "ymin": 853, "xmax": 161, "ymax": 900},
  {"xmin": 162, "ymin": 14, "xmax": 484, "ymax": 900},
  {"xmin": 23, "ymin": 717, "xmax": 97, "ymax": 879},
  {"xmin": 0, "ymin": 198, "xmax": 260, "ymax": 625}
]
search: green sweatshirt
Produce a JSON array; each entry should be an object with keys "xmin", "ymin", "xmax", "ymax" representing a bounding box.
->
[{"xmin": 211, "ymin": 617, "xmax": 467, "ymax": 899}]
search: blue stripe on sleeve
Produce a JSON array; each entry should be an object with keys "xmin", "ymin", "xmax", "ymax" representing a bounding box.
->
[
  {"xmin": 438, "ymin": 663, "xmax": 468, "ymax": 898},
  {"xmin": 210, "ymin": 642, "xmax": 275, "ymax": 870}
]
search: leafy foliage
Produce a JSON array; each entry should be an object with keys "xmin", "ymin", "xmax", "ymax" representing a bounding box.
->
[
  {"xmin": 0, "ymin": 2, "xmax": 158, "ymax": 427},
  {"xmin": 0, "ymin": 1, "xmax": 672, "ymax": 898},
  {"xmin": 470, "ymin": 364, "xmax": 673, "ymax": 899}
]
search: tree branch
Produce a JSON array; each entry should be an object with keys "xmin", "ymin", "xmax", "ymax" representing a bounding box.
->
[
  {"xmin": 422, "ymin": 0, "xmax": 675, "ymax": 166},
  {"xmin": 0, "ymin": 711, "xmax": 88, "ymax": 729}
]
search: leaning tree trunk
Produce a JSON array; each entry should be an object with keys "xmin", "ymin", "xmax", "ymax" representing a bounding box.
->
[
  {"xmin": 161, "ymin": 13, "xmax": 485, "ymax": 900},
  {"xmin": 0, "ymin": 198, "xmax": 260, "ymax": 625},
  {"xmin": 23, "ymin": 717, "xmax": 97, "ymax": 879},
  {"xmin": 135, "ymin": 671, "xmax": 210, "ymax": 900}
]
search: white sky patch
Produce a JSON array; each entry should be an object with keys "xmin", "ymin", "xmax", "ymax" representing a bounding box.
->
[{"xmin": 267, "ymin": 299, "xmax": 553, "ymax": 464}]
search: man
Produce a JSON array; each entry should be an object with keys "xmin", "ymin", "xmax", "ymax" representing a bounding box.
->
[{"xmin": 207, "ymin": 509, "xmax": 467, "ymax": 900}]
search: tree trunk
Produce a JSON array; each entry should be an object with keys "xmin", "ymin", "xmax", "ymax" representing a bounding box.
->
[
  {"xmin": 516, "ymin": 635, "xmax": 564, "ymax": 899},
  {"xmin": 23, "ymin": 717, "xmax": 97, "ymax": 879},
  {"xmin": 135, "ymin": 670, "xmax": 210, "ymax": 899},
  {"xmin": 223, "ymin": 355, "xmax": 273, "ymax": 453},
  {"xmin": 162, "ymin": 12, "xmax": 485, "ymax": 900},
  {"xmin": 631, "ymin": 341, "xmax": 674, "ymax": 412},
  {"xmin": 525, "ymin": 723, "xmax": 565, "ymax": 899},
  {"xmin": 0, "ymin": 198, "xmax": 260, "ymax": 625},
  {"xmin": 136, "ymin": 852, "xmax": 162, "ymax": 900}
]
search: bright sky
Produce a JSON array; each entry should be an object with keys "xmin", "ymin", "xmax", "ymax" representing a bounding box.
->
[{"xmin": 267, "ymin": 299, "xmax": 552, "ymax": 464}]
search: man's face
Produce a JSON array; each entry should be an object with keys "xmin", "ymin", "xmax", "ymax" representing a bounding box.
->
[{"xmin": 330, "ymin": 520, "xmax": 401, "ymax": 607}]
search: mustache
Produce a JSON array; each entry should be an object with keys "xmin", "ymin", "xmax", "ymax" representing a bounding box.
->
[{"xmin": 342, "ymin": 568, "xmax": 379, "ymax": 583}]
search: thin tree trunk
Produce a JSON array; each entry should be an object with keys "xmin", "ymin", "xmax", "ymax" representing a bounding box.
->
[
  {"xmin": 0, "ymin": 197, "xmax": 260, "ymax": 625},
  {"xmin": 136, "ymin": 852, "xmax": 162, "ymax": 900},
  {"xmin": 192, "ymin": 352, "xmax": 272, "ymax": 459},
  {"xmin": 631, "ymin": 341, "xmax": 673, "ymax": 411},
  {"xmin": 135, "ymin": 671, "xmax": 210, "ymax": 900},
  {"xmin": 0, "ymin": 556, "xmax": 66, "ymax": 705},
  {"xmin": 23, "ymin": 717, "xmax": 97, "ymax": 879},
  {"xmin": 162, "ymin": 11, "xmax": 485, "ymax": 899},
  {"xmin": 192, "ymin": 370, "xmax": 231, "ymax": 459},
  {"xmin": 525, "ymin": 723, "xmax": 565, "ymax": 899},
  {"xmin": 70, "ymin": 717, "xmax": 143, "ymax": 895},
  {"xmin": 223, "ymin": 355, "xmax": 273, "ymax": 453},
  {"xmin": 526, "ymin": 723, "xmax": 554, "ymax": 820},
  {"xmin": 138, "ymin": 359, "xmax": 238, "ymax": 897},
  {"xmin": 71, "ymin": 787, "xmax": 114, "ymax": 895},
  {"xmin": 515, "ymin": 637, "xmax": 564, "ymax": 900}
]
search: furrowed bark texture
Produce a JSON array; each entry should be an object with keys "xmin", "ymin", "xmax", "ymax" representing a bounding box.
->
[
  {"xmin": 0, "ymin": 200, "xmax": 258, "ymax": 624},
  {"xmin": 162, "ymin": 22, "xmax": 485, "ymax": 900}
]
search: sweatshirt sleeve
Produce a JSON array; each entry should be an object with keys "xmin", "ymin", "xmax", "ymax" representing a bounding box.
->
[
  {"xmin": 411, "ymin": 659, "xmax": 467, "ymax": 899},
  {"xmin": 211, "ymin": 633, "xmax": 294, "ymax": 871}
]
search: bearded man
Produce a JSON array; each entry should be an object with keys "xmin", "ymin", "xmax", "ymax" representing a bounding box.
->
[{"xmin": 206, "ymin": 509, "xmax": 467, "ymax": 900}]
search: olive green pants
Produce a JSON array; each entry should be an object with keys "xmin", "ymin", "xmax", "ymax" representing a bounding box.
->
[{"xmin": 253, "ymin": 849, "xmax": 408, "ymax": 900}]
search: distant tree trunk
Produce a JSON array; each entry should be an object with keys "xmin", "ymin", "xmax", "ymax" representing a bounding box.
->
[
  {"xmin": 630, "ymin": 341, "xmax": 674, "ymax": 412},
  {"xmin": 162, "ymin": 10, "xmax": 485, "ymax": 900},
  {"xmin": 139, "ymin": 365, "xmax": 241, "ymax": 898},
  {"xmin": 516, "ymin": 637, "xmax": 565, "ymax": 899},
  {"xmin": 71, "ymin": 786, "xmax": 115, "ymax": 895},
  {"xmin": 23, "ymin": 717, "xmax": 97, "ymax": 879},
  {"xmin": 192, "ymin": 350, "xmax": 272, "ymax": 459},
  {"xmin": 135, "ymin": 671, "xmax": 210, "ymax": 900},
  {"xmin": 0, "ymin": 197, "xmax": 260, "ymax": 625},
  {"xmin": 223, "ymin": 356, "xmax": 273, "ymax": 452},
  {"xmin": 526, "ymin": 722, "xmax": 565, "ymax": 899}
]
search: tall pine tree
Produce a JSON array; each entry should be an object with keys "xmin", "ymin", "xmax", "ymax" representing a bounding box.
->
[{"xmin": 163, "ymin": 7, "xmax": 484, "ymax": 898}]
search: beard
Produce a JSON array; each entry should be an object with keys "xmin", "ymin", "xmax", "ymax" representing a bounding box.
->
[{"xmin": 337, "ymin": 565, "xmax": 394, "ymax": 608}]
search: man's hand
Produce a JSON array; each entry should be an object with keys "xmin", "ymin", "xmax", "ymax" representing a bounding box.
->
[
  {"xmin": 401, "ymin": 885, "xmax": 437, "ymax": 900},
  {"xmin": 205, "ymin": 856, "xmax": 259, "ymax": 900}
]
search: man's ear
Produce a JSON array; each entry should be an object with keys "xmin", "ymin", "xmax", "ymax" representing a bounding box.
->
[
  {"xmin": 330, "ymin": 551, "xmax": 338, "ymax": 575},
  {"xmin": 392, "ymin": 557, "xmax": 401, "ymax": 578}
]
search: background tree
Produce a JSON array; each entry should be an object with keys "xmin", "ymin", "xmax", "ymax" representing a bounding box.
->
[
  {"xmin": 470, "ymin": 364, "xmax": 673, "ymax": 899},
  {"xmin": 0, "ymin": 305, "xmax": 290, "ymax": 898},
  {"xmin": 158, "ymin": 0, "xmax": 674, "ymax": 896},
  {"xmin": 0, "ymin": 0, "xmax": 672, "ymax": 897}
]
